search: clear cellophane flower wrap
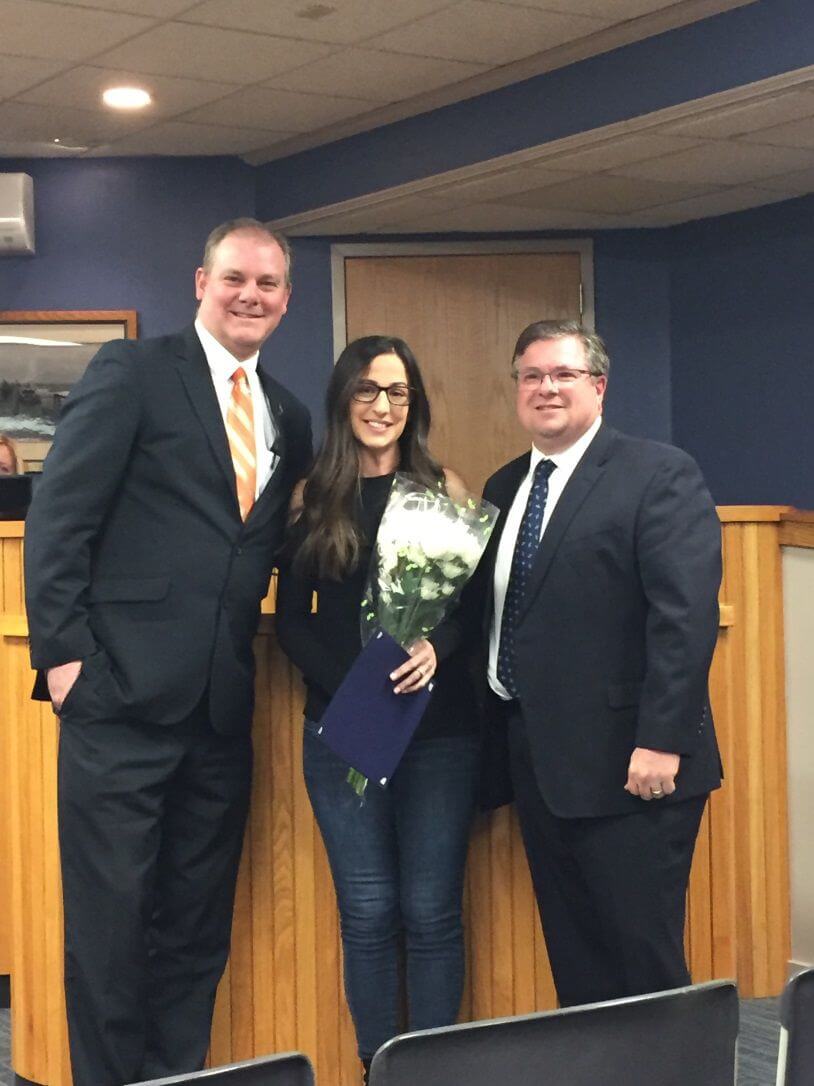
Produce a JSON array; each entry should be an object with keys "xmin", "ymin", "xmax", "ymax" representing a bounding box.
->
[{"xmin": 347, "ymin": 473, "xmax": 498, "ymax": 795}]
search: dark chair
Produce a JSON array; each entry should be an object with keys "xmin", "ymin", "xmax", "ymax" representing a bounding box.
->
[
  {"xmin": 128, "ymin": 1051, "xmax": 314, "ymax": 1086},
  {"xmin": 369, "ymin": 981, "xmax": 738, "ymax": 1086},
  {"xmin": 777, "ymin": 967, "xmax": 814, "ymax": 1085}
]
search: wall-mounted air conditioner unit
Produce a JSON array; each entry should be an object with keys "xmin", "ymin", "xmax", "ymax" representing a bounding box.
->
[{"xmin": 0, "ymin": 173, "xmax": 35, "ymax": 255}]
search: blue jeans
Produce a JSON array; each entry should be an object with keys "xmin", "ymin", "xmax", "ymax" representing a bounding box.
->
[{"xmin": 303, "ymin": 727, "xmax": 480, "ymax": 1060}]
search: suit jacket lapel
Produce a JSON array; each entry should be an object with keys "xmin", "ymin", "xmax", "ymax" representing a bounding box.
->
[
  {"xmin": 258, "ymin": 367, "xmax": 287, "ymax": 482},
  {"xmin": 483, "ymin": 453, "xmax": 530, "ymax": 633},
  {"xmin": 173, "ymin": 327, "xmax": 238, "ymax": 507},
  {"xmin": 518, "ymin": 423, "xmax": 616, "ymax": 622}
]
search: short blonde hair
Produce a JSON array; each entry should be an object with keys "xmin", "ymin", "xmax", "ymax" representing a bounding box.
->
[{"xmin": 201, "ymin": 218, "xmax": 292, "ymax": 286}]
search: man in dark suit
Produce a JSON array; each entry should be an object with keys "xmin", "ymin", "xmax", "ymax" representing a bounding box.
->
[
  {"xmin": 24, "ymin": 218, "xmax": 312, "ymax": 1086},
  {"xmin": 484, "ymin": 319, "xmax": 721, "ymax": 1007}
]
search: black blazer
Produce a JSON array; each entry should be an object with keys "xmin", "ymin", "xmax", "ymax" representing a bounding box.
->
[
  {"xmin": 483, "ymin": 423, "xmax": 722, "ymax": 818},
  {"xmin": 25, "ymin": 325, "xmax": 312, "ymax": 734}
]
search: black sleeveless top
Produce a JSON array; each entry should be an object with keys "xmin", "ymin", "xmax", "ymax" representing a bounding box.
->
[{"xmin": 275, "ymin": 473, "xmax": 478, "ymax": 740}]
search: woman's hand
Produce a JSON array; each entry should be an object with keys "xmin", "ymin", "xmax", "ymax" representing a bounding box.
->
[{"xmin": 390, "ymin": 638, "xmax": 437, "ymax": 694}]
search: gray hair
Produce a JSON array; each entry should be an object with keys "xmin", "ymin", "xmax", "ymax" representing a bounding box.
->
[
  {"xmin": 201, "ymin": 218, "xmax": 292, "ymax": 286},
  {"xmin": 511, "ymin": 320, "xmax": 610, "ymax": 377}
]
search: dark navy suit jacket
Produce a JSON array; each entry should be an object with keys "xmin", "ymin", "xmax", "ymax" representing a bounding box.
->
[
  {"xmin": 25, "ymin": 325, "xmax": 312, "ymax": 734},
  {"xmin": 483, "ymin": 423, "xmax": 722, "ymax": 818}
]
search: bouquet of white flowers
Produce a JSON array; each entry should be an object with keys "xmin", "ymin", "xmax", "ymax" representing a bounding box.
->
[
  {"xmin": 337, "ymin": 473, "xmax": 497, "ymax": 794},
  {"xmin": 361, "ymin": 473, "xmax": 498, "ymax": 647}
]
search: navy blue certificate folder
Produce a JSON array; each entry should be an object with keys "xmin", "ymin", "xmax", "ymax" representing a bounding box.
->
[{"xmin": 315, "ymin": 630, "xmax": 432, "ymax": 787}]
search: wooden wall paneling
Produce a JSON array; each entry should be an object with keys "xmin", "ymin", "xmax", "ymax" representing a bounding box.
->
[
  {"xmin": 462, "ymin": 821, "xmax": 490, "ymax": 1020},
  {"xmin": 269, "ymin": 631, "xmax": 297, "ymax": 1058},
  {"xmin": 707, "ymin": 627, "xmax": 738, "ymax": 981},
  {"xmin": 4, "ymin": 509, "xmax": 793, "ymax": 1086},
  {"xmin": 741, "ymin": 523, "xmax": 772, "ymax": 994},
  {"xmin": 290, "ymin": 668, "xmax": 318, "ymax": 1066},
  {"xmin": 5, "ymin": 633, "xmax": 71, "ymax": 1086},
  {"xmin": 686, "ymin": 804, "xmax": 714, "ymax": 980},
  {"xmin": 0, "ymin": 534, "xmax": 20, "ymax": 978},
  {"xmin": 488, "ymin": 807, "xmax": 516, "ymax": 1017},
  {"xmin": 715, "ymin": 515, "xmax": 791, "ymax": 997},
  {"xmin": 778, "ymin": 510, "xmax": 814, "ymax": 548},
  {"xmin": 247, "ymin": 637, "xmax": 273, "ymax": 1059},
  {"xmin": 510, "ymin": 807, "xmax": 538, "ymax": 1014},
  {"xmin": 756, "ymin": 525, "xmax": 791, "ymax": 993}
]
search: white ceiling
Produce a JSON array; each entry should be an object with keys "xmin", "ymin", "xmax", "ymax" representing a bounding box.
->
[
  {"xmin": 0, "ymin": 0, "xmax": 752, "ymax": 161},
  {"xmin": 1, "ymin": 0, "xmax": 811, "ymax": 228},
  {"xmin": 267, "ymin": 70, "xmax": 814, "ymax": 230}
]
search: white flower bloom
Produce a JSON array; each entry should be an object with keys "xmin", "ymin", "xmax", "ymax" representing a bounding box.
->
[{"xmin": 419, "ymin": 578, "xmax": 441, "ymax": 600}]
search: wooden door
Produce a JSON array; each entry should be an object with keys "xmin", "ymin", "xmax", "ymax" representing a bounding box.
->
[{"xmin": 344, "ymin": 252, "xmax": 582, "ymax": 494}]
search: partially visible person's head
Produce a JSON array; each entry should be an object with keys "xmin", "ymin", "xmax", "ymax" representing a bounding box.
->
[
  {"xmin": 195, "ymin": 219, "xmax": 291, "ymax": 361},
  {"xmin": 293, "ymin": 335, "xmax": 442, "ymax": 580},
  {"xmin": 511, "ymin": 320, "xmax": 608, "ymax": 454},
  {"xmin": 0, "ymin": 434, "xmax": 21, "ymax": 475}
]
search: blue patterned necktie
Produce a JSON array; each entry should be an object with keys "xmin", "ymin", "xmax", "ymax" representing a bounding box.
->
[{"xmin": 496, "ymin": 458, "xmax": 556, "ymax": 698}]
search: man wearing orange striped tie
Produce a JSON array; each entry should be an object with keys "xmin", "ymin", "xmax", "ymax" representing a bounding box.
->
[{"xmin": 25, "ymin": 219, "xmax": 312, "ymax": 1086}]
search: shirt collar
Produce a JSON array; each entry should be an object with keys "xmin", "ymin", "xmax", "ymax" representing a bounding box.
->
[
  {"xmin": 195, "ymin": 318, "xmax": 259, "ymax": 379},
  {"xmin": 529, "ymin": 415, "xmax": 602, "ymax": 474}
]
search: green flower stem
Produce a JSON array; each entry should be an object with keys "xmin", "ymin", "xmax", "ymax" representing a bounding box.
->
[{"xmin": 347, "ymin": 768, "xmax": 368, "ymax": 797}]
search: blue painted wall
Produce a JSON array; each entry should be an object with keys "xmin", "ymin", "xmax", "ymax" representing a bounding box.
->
[
  {"xmin": 0, "ymin": 158, "xmax": 254, "ymax": 336},
  {"xmin": 669, "ymin": 194, "xmax": 814, "ymax": 508},
  {"xmin": 0, "ymin": 157, "xmax": 331, "ymax": 411}
]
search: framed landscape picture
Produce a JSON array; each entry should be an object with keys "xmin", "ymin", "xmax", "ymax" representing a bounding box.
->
[{"xmin": 0, "ymin": 309, "xmax": 137, "ymax": 471}]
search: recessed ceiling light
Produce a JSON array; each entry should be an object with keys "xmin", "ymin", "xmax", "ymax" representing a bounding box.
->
[{"xmin": 102, "ymin": 86, "xmax": 152, "ymax": 110}]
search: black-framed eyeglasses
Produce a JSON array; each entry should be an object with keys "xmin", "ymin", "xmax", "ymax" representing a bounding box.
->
[
  {"xmin": 512, "ymin": 367, "xmax": 594, "ymax": 391},
  {"xmin": 351, "ymin": 380, "xmax": 413, "ymax": 407}
]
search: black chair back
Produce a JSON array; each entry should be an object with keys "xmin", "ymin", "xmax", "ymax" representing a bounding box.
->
[
  {"xmin": 778, "ymin": 967, "xmax": 814, "ymax": 1085},
  {"xmin": 369, "ymin": 981, "xmax": 738, "ymax": 1086},
  {"xmin": 128, "ymin": 1051, "xmax": 314, "ymax": 1086}
]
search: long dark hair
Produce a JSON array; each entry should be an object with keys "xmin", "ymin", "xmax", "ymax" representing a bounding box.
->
[{"xmin": 292, "ymin": 335, "xmax": 443, "ymax": 580}]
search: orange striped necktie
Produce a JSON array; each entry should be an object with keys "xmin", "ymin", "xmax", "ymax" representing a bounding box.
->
[{"xmin": 226, "ymin": 366, "xmax": 256, "ymax": 521}]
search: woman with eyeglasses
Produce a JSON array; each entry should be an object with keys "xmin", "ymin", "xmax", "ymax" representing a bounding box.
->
[{"xmin": 276, "ymin": 335, "xmax": 481, "ymax": 1083}]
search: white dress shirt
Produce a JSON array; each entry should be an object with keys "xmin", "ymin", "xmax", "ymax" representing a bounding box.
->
[
  {"xmin": 488, "ymin": 416, "xmax": 603, "ymax": 699},
  {"xmin": 195, "ymin": 318, "xmax": 277, "ymax": 498}
]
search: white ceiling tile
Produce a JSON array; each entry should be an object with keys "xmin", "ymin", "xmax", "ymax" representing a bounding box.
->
[
  {"xmin": 487, "ymin": 0, "xmax": 676, "ymax": 16},
  {"xmin": 0, "ymin": 101, "xmax": 152, "ymax": 146},
  {"xmin": 182, "ymin": 85, "xmax": 371, "ymax": 132},
  {"xmin": 737, "ymin": 115, "xmax": 814, "ymax": 150},
  {"xmin": 0, "ymin": 0, "xmax": 154, "ymax": 61},
  {"xmin": 664, "ymin": 89, "xmax": 814, "ymax": 139},
  {"xmin": 539, "ymin": 132, "xmax": 701, "ymax": 172},
  {"xmin": 261, "ymin": 47, "xmax": 486, "ymax": 103},
  {"xmin": 283, "ymin": 207, "xmax": 399, "ymax": 235},
  {"xmin": 363, "ymin": 1, "xmax": 605, "ymax": 65},
  {"xmin": 503, "ymin": 173, "xmax": 715, "ymax": 212},
  {"xmin": 180, "ymin": 0, "xmax": 454, "ymax": 45},
  {"xmin": 612, "ymin": 141, "xmax": 814, "ymax": 185},
  {"xmin": 386, "ymin": 201, "xmax": 623, "ymax": 231},
  {"xmin": 94, "ymin": 22, "xmax": 334, "ymax": 83},
  {"xmin": 17, "ymin": 66, "xmax": 238, "ymax": 120},
  {"xmin": 54, "ymin": 0, "xmax": 197, "ymax": 14},
  {"xmin": 0, "ymin": 137, "xmax": 94, "ymax": 157},
  {"xmin": 423, "ymin": 162, "xmax": 579, "ymax": 201},
  {"xmin": 86, "ymin": 120, "xmax": 285, "ymax": 156},
  {"xmin": 754, "ymin": 167, "xmax": 814, "ymax": 197},
  {"xmin": 0, "ymin": 54, "xmax": 69, "ymax": 100},
  {"xmin": 626, "ymin": 186, "xmax": 791, "ymax": 226}
]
